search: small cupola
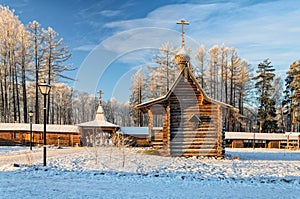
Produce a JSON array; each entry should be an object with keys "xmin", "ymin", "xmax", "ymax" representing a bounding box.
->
[{"xmin": 175, "ymin": 47, "xmax": 190, "ymax": 72}]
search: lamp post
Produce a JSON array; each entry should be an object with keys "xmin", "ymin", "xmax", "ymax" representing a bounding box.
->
[
  {"xmin": 28, "ymin": 110, "xmax": 34, "ymax": 150},
  {"xmin": 38, "ymin": 82, "xmax": 51, "ymax": 167},
  {"xmin": 295, "ymin": 105, "xmax": 300, "ymax": 132},
  {"xmin": 253, "ymin": 126, "xmax": 256, "ymax": 149}
]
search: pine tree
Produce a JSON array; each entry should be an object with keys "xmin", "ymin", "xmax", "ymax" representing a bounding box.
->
[
  {"xmin": 283, "ymin": 69, "xmax": 294, "ymax": 131},
  {"xmin": 287, "ymin": 60, "xmax": 300, "ymax": 132},
  {"xmin": 253, "ymin": 59, "xmax": 277, "ymax": 133},
  {"xmin": 271, "ymin": 75, "xmax": 284, "ymax": 132}
]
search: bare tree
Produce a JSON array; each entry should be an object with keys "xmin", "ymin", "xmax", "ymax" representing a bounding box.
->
[
  {"xmin": 28, "ymin": 20, "xmax": 44, "ymax": 124},
  {"xmin": 195, "ymin": 44, "xmax": 206, "ymax": 88}
]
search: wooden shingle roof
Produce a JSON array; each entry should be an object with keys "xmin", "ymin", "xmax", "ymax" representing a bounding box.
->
[{"xmin": 135, "ymin": 66, "xmax": 238, "ymax": 113}]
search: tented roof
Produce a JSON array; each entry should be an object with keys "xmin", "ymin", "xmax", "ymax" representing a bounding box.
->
[{"xmin": 77, "ymin": 102, "xmax": 119, "ymax": 129}]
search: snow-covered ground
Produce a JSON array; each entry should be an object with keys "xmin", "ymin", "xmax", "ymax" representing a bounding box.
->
[{"xmin": 0, "ymin": 146, "xmax": 299, "ymax": 198}]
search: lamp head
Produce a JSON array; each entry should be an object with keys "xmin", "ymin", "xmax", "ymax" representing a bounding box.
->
[
  {"xmin": 38, "ymin": 81, "xmax": 51, "ymax": 95},
  {"xmin": 28, "ymin": 110, "xmax": 34, "ymax": 117}
]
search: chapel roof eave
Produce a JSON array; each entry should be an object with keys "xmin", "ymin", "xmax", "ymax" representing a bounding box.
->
[{"xmin": 76, "ymin": 120, "xmax": 120, "ymax": 128}]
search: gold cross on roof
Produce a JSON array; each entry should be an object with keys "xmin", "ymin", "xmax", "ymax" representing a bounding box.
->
[
  {"xmin": 97, "ymin": 90, "xmax": 104, "ymax": 101},
  {"xmin": 176, "ymin": 18, "xmax": 190, "ymax": 48}
]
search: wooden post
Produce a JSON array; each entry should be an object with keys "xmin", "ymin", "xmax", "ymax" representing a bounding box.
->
[
  {"xmin": 148, "ymin": 109, "xmax": 153, "ymax": 142},
  {"xmin": 287, "ymin": 134, "xmax": 290, "ymax": 149},
  {"xmin": 166, "ymin": 105, "xmax": 171, "ymax": 156},
  {"xmin": 216, "ymin": 105, "xmax": 222, "ymax": 156},
  {"xmin": 117, "ymin": 132, "xmax": 120, "ymax": 149}
]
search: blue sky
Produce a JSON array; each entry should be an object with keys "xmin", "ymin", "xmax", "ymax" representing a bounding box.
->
[{"xmin": 1, "ymin": 0, "xmax": 300, "ymax": 102}]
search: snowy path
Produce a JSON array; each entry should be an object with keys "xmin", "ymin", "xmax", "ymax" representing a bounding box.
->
[
  {"xmin": 0, "ymin": 147, "xmax": 300, "ymax": 198},
  {"xmin": 0, "ymin": 147, "xmax": 82, "ymax": 171}
]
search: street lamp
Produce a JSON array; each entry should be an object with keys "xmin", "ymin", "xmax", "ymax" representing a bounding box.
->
[
  {"xmin": 253, "ymin": 126, "xmax": 256, "ymax": 149},
  {"xmin": 28, "ymin": 110, "xmax": 34, "ymax": 150},
  {"xmin": 295, "ymin": 105, "xmax": 300, "ymax": 132},
  {"xmin": 38, "ymin": 81, "xmax": 51, "ymax": 167}
]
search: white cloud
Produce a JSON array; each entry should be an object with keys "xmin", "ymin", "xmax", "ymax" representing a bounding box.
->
[
  {"xmin": 100, "ymin": 10, "xmax": 121, "ymax": 17},
  {"xmin": 73, "ymin": 44, "xmax": 97, "ymax": 51},
  {"xmin": 73, "ymin": 0, "xmax": 300, "ymax": 101},
  {"xmin": 102, "ymin": 0, "xmax": 300, "ymax": 73}
]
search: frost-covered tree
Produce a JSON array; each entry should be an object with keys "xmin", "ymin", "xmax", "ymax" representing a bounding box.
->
[
  {"xmin": 18, "ymin": 25, "xmax": 32, "ymax": 123},
  {"xmin": 50, "ymin": 83, "xmax": 73, "ymax": 124},
  {"xmin": 253, "ymin": 59, "xmax": 277, "ymax": 133},
  {"xmin": 207, "ymin": 45, "xmax": 219, "ymax": 99},
  {"xmin": 102, "ymin": 98, "xmax": 132, "ymax": 126},
  {"xmin": 272, "ymin": 75, "xmax": 284, "ymax": 132},
  {"xmin": 41, "ymin": 27, "xmax": 73, "ymax": 82},
  {"xmin": 0, "ymin": 6, "xmax": 76, "ymax": 124},
  {"xmin": 195, "ymin": 44, "xmax": 206, "ymax": 88},
  {"xmin": 28, "ymin": 20, "xmax": 44, "ymax": 124},
  {"xmin": 150, "ymin": 42, "xmax": 177, "ymax": 97},
  {"xmin": 225, "ymin": 48, "xmax": 243, "ymax": 131},
  {"xmin": 235, "ymin": 60, "xmax": 253, "ymax": 131},
  {"xmin": 41, "ymin": 26, "xmax": 73, "ymax": 123},
  {"xmin": 129, "ymin": 68, "xmax": 147, "ymax": 126},
  {"xmin": 219, "ymin": 44, "xmax": 229, "ymax": 103},
  {"xmin": 72, "ymin": 91, "xmax": 97, "ymax": 124},
  {"xmin": 0, "ymin": 6, "xmax": 24, "ymax": 122}
]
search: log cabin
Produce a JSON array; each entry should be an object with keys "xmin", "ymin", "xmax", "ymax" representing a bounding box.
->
[
  {"xmin": 135, "ymin": 47, "xmax": 237, "ymax": 157},
  {"xmin": 0, "ymin": 123, "xmax": 80, "ymax": 147},
  {"xmin": 120, "ymin": 127, "xmax": 150, "ymax": 147}
]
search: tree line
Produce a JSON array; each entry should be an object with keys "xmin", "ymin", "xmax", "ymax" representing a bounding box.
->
[
  {"xmin": 129, "ymin": 42, "xmax": 300, "ymax": 133},
  {"xmin": 0, "ymin": 6, "xmax": 136, "ymax": 127},
  {"xmin": 0, "ymin": 6, "xmax": 74, "ymax": 124}
]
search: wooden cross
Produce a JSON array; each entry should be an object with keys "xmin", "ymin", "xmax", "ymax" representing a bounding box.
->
[
  {"xmin": 176, "ymin": 18, "xmax": 190, "ymax": 48},
  {"xmin": 97, "ymin": 90, "xmax": 104, "ymax": 101}
]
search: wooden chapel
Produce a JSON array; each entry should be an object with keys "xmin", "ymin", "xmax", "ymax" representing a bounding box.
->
[{"xmin": 135, "ymin": 19, "xmax": 237, "ymax": 157}]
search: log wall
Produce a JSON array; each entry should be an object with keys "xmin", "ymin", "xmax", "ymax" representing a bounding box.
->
[
  {"xmin": 0, "ymin": 131, "xmax": 80, "ymax": 147},
  {"xmin": 143, "ymin": 69, "xmax": 224, "ymax": 157},
  {"xmin": 167, "ymin": 74, "xmax": 222, "ymax": 156}
]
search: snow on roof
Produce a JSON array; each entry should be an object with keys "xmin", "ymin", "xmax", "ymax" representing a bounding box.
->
[
  {"xmin": 0, "ymin": 123, "xmax": 79, "ymax": 133},
  {"xmin": 226, "ymin": 132, "xmax": 300, "ymax": 140},
  {"xmin": 77, "ymin": 101, "xmax": 119, "ymax": 128},
  {"xmin": 77, "ymin": 120, "xmax": 119, "ymax": 128},
  {"xmin": 175, "ymin": 47, "xmax": 190, "ymax": 61},
  {"xmin": 120, "ymin": 127, "xmax": 148, "ymax": 138},
  {"xmin": 95, "ymin": 103, "xmax": 106, "ymax": 121},
  {"xmin": 135, "ymin": 67, "xmax": 238, "ymax": 113}
]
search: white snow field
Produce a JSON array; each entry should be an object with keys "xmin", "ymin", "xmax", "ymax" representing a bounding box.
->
[{"xmin": 0, "ymin": 146, "xmax": 299, "ymax": 199}]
